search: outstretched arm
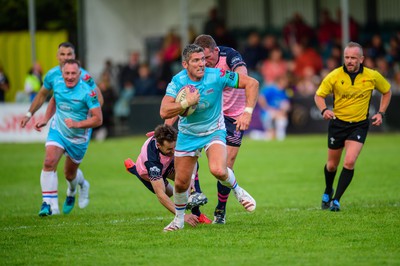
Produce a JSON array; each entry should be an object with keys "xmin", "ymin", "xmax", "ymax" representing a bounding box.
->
[
  {"xmin": 151, "ymin": 179, "xmax": 198, "ymax": 227},
  {"xmin": 20, "ymin": 87, "xmax": 50, "ymax": 128}
]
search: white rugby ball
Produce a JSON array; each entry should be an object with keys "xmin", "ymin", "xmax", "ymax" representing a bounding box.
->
[{"xmin": 175, "ymin": 85, "xmax": 198, "ymax": 117}]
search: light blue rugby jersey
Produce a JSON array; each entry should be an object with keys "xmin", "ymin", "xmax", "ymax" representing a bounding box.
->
[
  {"xmin": 44, "ymin": 66, "xmax": 99, "ymax": 143},
  {"xmin": 166, "ymin": 67, "xmax": 239, "ymax": 136}
]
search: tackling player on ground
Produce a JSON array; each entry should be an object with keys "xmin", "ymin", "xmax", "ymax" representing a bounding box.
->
[{"xmin": 124, "ymin": 124, "xmax": 212, "ymax": 225}]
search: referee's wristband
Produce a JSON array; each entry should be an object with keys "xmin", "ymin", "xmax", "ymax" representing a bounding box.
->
[
  {"xmin": 25, "ymin": 111, "xmax": 32, "ymax": 118},
  {"xmin": 321, "ymin": 108, "xmax": 328, "ymax": 116},
  {"xmin": 378, "ymin": 111, "xmax": 385, "ymax": 118}
]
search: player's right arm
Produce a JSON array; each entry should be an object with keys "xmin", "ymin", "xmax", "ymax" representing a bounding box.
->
[
  {"xmin": 151, "ymin": 178, "xmax": 198, "ymax": 227},
  {"xmin": 20, "ymin": 86, "xmax": 50, "ymax": 128},
  {"xmin": 151, "ymin": 179, "xmax": 176, "ymax": 214},
  {"xmin": 35, "ymin": 96, "xmax": 56, "ymax": 132}
]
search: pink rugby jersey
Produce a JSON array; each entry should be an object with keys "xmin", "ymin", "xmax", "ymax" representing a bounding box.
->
[
  {"xmin": 135, "ymin": 137, "xmax": 174, "ymax": 182},
  {"xmin": 215, "ymin": 46, "xmax": 247, "ymax": 119}
]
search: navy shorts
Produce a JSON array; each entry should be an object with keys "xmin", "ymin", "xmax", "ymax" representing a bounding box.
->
[
  {"xmin": 225, "ymin": 116, "xmax": 244, "ymax": 147},
  {"xmin": 327, "ymin": 118, "xmax": 369, "ymax": 149}
]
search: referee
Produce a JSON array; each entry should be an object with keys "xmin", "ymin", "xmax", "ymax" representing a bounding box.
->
[{"xmin": 314, "ymin": 41, "xmax": 392, "ymax": 211}]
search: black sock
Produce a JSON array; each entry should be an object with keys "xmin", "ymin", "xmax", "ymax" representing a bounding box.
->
[
  {"xmin": 334, "ymin": 167, "xmax": 354, "ymax": 201},
  {"xmin": 215, "ymin": 181, "xmax": 231, "ymax": 211},
  {"xmin": 191, "ymin": 206, "xmax": 201, "ymax": 216},
  {"xmin": 324, "ymin": 164, "xmax": 336, "ymax": 194},
  {"xmin": 193, "ymin": 175, "xmax": 201, "ymax": 193}
]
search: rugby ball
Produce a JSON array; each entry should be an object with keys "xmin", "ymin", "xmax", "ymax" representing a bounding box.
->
[{"xmin": 175, "ymin": 85, "xmax": 198, "ymax": 117}]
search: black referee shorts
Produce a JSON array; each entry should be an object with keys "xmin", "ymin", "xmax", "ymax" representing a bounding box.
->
[{"xmin": 327, "ymin": 118, "xmax": 369, "ymax": 149}]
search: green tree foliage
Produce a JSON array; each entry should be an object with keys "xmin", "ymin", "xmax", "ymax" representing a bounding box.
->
[{"xmin": 0, "ymin": 0, "xmax": 77, "ymax": 31}]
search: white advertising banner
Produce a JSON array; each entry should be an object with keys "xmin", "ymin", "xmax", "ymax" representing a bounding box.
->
[{"xmin": 0, "ymin": 103, "xmax": 49, "ymax": 143}]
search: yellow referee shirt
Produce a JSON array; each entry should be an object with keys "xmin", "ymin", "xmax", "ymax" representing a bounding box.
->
[{"xmin": 316, "ymin": 65, "xmax": 391, "ymax": 122}]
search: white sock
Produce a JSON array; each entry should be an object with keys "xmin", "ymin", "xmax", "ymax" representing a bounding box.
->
[
  {"xmin": 66, "ymin": 175, "xmax": 78, "ymax": 197},
  {"xmin": 76, "ymin": 168, "xmax": 85, "ymax": 186},
  {"xmin": 50, "ymin": 171, "xmax": 59, "ymax": 212},
  {"xmin": 219, "ymin": 168, "xmax": 240, "ymax": 193},
  {"xmin": 174, "ymin": 191, "xmax": 188, "ymax": 221},
  {"xmin": 40, "ymin": 170, "xmax": 57, "ymax": 206}
]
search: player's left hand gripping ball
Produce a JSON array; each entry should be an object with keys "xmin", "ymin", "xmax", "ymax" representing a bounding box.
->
[{"xmin": 175, "ymin": 85, "xmax": 198, "ymax": 117}]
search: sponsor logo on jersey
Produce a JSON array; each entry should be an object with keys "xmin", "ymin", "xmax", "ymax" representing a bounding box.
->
[
  {"xmin": 82, "ymin": 74, "xmax": 94, "ymax": 86},
  {"xmin": 149, "ymin": 166, "xmax": 161, "ymax": 178}
]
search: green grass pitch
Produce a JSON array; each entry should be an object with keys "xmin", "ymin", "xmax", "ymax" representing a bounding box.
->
[{"xmin": 1, "ymin": 133, "xmax": 399, "ymax": 265}]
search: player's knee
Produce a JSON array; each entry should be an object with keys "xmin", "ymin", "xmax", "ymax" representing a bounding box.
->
[
  {"xmin": 326, "ymin": 162, "xmax": 338, "ymax": 172},
  {"xmin": 343, "ymin": 160, "xmax": 356, "ymax": 169},
  {"xmin": 174, "ymin": 176, "xmax": 190, "ymax": 192},
  {"xmin": 43, "ymin": 158, "xmax": 58, "ymax": 170},
  {"xmin": 210, "ymin": 167, "xmax": 226, "ymax": 180}
]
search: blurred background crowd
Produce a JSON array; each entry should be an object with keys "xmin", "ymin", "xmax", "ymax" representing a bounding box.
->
[{"xmin": 1, "ymin": 4, "xmax": 399, "ymax": 140}]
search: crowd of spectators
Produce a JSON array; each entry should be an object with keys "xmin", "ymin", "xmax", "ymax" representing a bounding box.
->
[
  {"xmin": 92, "ymin": 10, "xmax": 400, "ymax": 138},
  {"xmin": 102, "ymin": 11, "xmax": 399, "ymax": 103}
]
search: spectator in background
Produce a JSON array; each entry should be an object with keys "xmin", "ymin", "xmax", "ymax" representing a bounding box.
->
[
  {"xmin": 134, "ymin": 62, "xmax": 157, "ymax": 96},
  {"xmin": 283, "ymin": 13, "xmax": 315, "ymax": 46},
  {"xmin": 390, "ymin": 70, "xmax": 400, "ymax": 94},
  {"xmin": 161, "ymin": 29, "xmax": 182, "ymax": 75},
  {"xmin": 214, "ymin": 23, "xmax": 237, "ymax": 49},
  {"xmin": 320, "ymin": 56, "xmax": 341, "ymax": 78},
  {"xmin": 93, "ymin": 71, "xmax": 117, "ymax": 141},
  {"xmin": 260, "ymin": 47, "xmax": 288, "ymax": 85},
  {"xmin": 291, "ymin": 41, "xmax": 323, "ymax": 79},
  {"xmin": 365, "ymin": 34, "xmax": 387, "ymax": 61},
  {"xmin": 362, "ymin": 57, "xmax": 376, "ymax": 69},
  {"xmin": 317, "ymin": 9, "xmax": 340, "ymax": 60},
  {"xmin": 150, "ymin": 50, "xmax": 173, "ymax": 96},
  {"xmin": 0, "ymin": 65, "xmax": 10, "ymax": 102},
  {"xmin": 101, "ymin": 59, "xmax": 119, "ymax": 95},
  {"xmin": 114, "ymin": 80, "xmax": 134, "ymax": 126},
  {"xmin": 242, "ymin": 31, "xmax": 266, "ymax": 72},
  {"xmin": 317, "ymin": 9, "xmax": 340, "ymax": 46},
  {"xmin": 295, "ymin": 66, "xmax": 321, "ymax": 97},
  {"xmin": 387, "ymin": 35, "xmax": 400, "ymax": 65},
  {"xmin": 261, "ymin": 34, "xmax": 279, "ymax": 56},
  {"xmin": 118, "ymin": 51, "xmax": 140, "ymax": 92},
  {"xmin": 203, "ymin": 7, "xmax": 224, "ymax": 37},
  {"xmin": 162, "ymin": 30, "xmax": 181, "ymax": 64},
  {"xmin": 335, "ymin": 9, "xmax": 360, "ymax": 42},
  {"xmin": 24, "ymin": 62, "xmax": 43, "ymax": 102},
  {"xmin": 255, "ymin": 75, "xmax": 291, "ymax": 141}
]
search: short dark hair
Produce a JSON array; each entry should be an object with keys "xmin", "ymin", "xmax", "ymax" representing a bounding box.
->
[
  {"xmin": 193, "ymin": 34, "xmax": 217, "ymax": 50},
  {"xmin": 58, "ymin": 42, "xmax": 75, "ymax": 52},
  {"xmin": 182, "ymin": 44, "xmax": 204, "ymax": 63},
  {"xmin": 154, "ymin": 124, "xmax": 177, "ymax": 144}
]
